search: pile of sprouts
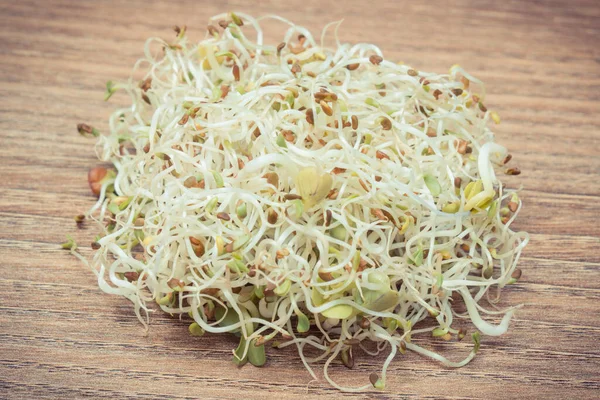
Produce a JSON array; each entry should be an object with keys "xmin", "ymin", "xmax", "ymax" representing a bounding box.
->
[{"xmin": 72, "ymin": 12, "xmax": 529, "ymax": 391}]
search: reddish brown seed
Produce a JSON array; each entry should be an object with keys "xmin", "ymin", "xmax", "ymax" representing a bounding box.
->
[
  {"xmin": 306, "ymin": 109, "xmax": 314, "ymax": 125},
  {"xmin": 200, "ymin": 287, "xmax": 220, "ymax": 296},
  {"xmin": 359, "ymin": 317, "xmax": 370, "ymax": 329},
  {"xmin": 318, "ymin": 270, "xmax": 334, "ymax": 281},
  {"xmin": 478, "ymin": 102, "xmax": 488, "ymax": 112},
  {"xmin": 502, "ymin": 154, "xmax": 512, "ymax": 165},
  {"xmin": 351, "ymin": 115, "xmax": 358, "ymax": 130},
  {"xmin": 192, "ymin": 241, "xmax": 205, "ymax": 256},
  {"xmin": 91, "ymin": 242, "xmax": 101, "ymax": 250},
  {"xmin": 369, "ymin": 55, "xmax": 383, "ymax": 65},
  {"xmin": 369, "ymin": 373, "xmax": 379, "ymax": 386},
  {"xmin": 433, "ymin": 89, "xmax": 442, "ymax": 100},
  {"xmin": 216, "ymin": 212, "xmax": 230, "ymax": 221},
  {"xmin": 263, "ymin": 172, "xmax": 279, "ymax": 189},
  {"xmin": 371, "ymin": 208, "xmax": 387, "ymax": 221},
  {"xmin": 461, "ymin": 76, "xmax": 470, "ymax": 89},
  {"xmin": 218, "ymin": 20, "xmax": 229, "ymax": 29},
  {"xmin": 167, "ymin": 278, "xmax": 185, "ymax": 289},
  {"xmin": 426, "ymin": 128, "xmax": 437, "ymax": 137},
  {"xmin": 451, "ymin": 88, "xmax": 463, "ymax": 96},
  {"xmin": 183, "ymin": 176, "xmax": 197, "ymax": 188},
  {"xmin": 220, "ymin": 84, "xmax": 230, "ymax": 99},
  {"xmin": 237, "ymin": 158, "xmax": 245, "ymax": 169},
  {"xmin": 268, "ymin": 210, "xmax": 278, "ymax": 224},
  {"xmin": 380, "ymin": 118, "xmax": 392, "ymax": 130},
  {"xmin": 232, "ymin": 64, "xmax": 240, "ymax": 81},
  {"xmin": 325, "ymin": 209, "xmax": 332, "ymax": 226},
  {"xmin": 456, "ymin": 140, "xmax": 468, "ymax": 155},
  {"xmin": 139, "ymin": 77, "xmax": 152, "ymax": 92},
  {"xmin": 376, "ymin": 150, "xmax": 390, "ymax": 160},
  {"xmin": 291, "ymin": 62, "xmax": 301, "ymax": 74},
  {"xmin": 346, "ymin": 63, "xmax": 360, "ymax": 71},
  {"xmin": 88, "ymin": 167, "xmax": 108, "ymax": 197},
  {"xmin": 173, "ymin": 25, "xmax": 185, "ymax": 36},
  {"xmin": 407, "ymin": 69, "xmax": 418, "ymax": 76},
  {"xmin": 501, "ymin": 216, "xmax": 510, "ymax": 225},
  {"xmin": 472, "ymin": 94, "xmax": 480, "ymax": 103},
  {"xmin": 341, "ymin": 348, "xmax": 355, "ymax": 369},
  {"xmin": 508, "ymin": 201, "xmax": 518, "ymax": 212},
  {"xmin": 178, "ymin": 114, "xmax": 189, "ymax": 125},
  {"xmin": 314, "ymin": 91, "xmax": 338, "ymax": 102},
  {"xmin": 282, "ymin": 130, "xmax": 295, "ymax": 142},
  {"xmin": 320, "ymin": 100, "xmax": 333, "ymax": 116},
  {"xmin": 124, "ymin": 271, "xmax": 140, "ymax": 282},
  {"xmin": 331, "ymin": 167, "xmax": 346, "ymax": 174},
  {"xmin": 313, "ymin": 92, "xmax": 327, "ymax": 101},
  {"xmin": 511, "ymin": 269, "xmax": 522, "ymax": 280},
  {"xmin": 207, "ymin": 25, "xmax": 219, "ymax": 36},
  {"xmin": 284, "ymin": 194, "xmax": 303, "ymax": 200},
  {"xmin": 454, "ymin": 177, "xmax": 462, "ymax": 188},
  {"xmin": 277, "ymin": 42, "xmax": 286, "ymax": 55},
  {"xmin": 327, "ymin": 188, "xmax": 339, "ymax": 200},
  {"xmin": 359, "ymin": 179, "xmax": 371, "ymax": 192},
  {"xmin": 505, "ymin": 167, "xmax": 521, "ymax": 176}
]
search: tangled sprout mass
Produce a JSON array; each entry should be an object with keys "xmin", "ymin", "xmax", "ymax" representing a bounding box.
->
[{"xmin": 73, "ymin": 12, "xmax": 529, "ymax": 391}]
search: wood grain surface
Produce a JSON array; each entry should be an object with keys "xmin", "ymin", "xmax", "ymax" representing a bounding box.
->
[{"xmin": 1, "ymin": 0, "xmax": 599, "ymax": 398}]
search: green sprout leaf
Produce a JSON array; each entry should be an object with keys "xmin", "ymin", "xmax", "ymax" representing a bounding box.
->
[
  {"xmin": 189, "ymin": 322, "xmax": 205, "ymax": 337},
  {"xmin": 104, "ymin": 80, "xmax": 118, "ymax": 101},
  {"xmin": 248, "ymin": 338, "xmax": 266, "ymax": 366},
  {"xmin": 472, "ymin": 331, "xmax": 481, "ymax": 353},
  {"xmin": 424, "ymin": 174, "xmax": 441, "ymax": 196},
  {"xmin": 296, "ymin": 310, "xmax": 310, "ymax": 333},
  {"xmin": 321, "ymin": 304, "xmax": 353, "ymax": 319},
  {"xmin": 233, "ymin": 336, "xmax": 248, "ymax": 366},
  {"xmin": 274, "ymin": 279, "xmax": 291, "ymax": 296},
  {"xmin": 61, "ymin": 235, "xmax": 77, "ymax": 251}
]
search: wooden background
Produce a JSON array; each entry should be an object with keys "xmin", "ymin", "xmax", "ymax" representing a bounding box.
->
[{"xmin": 1, "ymin": 0, "xmax": 599, "ymax": 398}]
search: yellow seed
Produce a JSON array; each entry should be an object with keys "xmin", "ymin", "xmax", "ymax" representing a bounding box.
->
[
  {"xmin": 490, "ymin": 111, "xmax": 501, "ymax": 124},
  {"xmin": 142, "ymin": 236, "xmax": 154, "ymax": 247},
  {"xmin": 189, "ymin": 322, "xmax": 205, "ymax": 336},
  {"xmin": 464, "ymin": 180, "xmax": 483, "ymax": 200},
  {"xmin": 216, "ymin": 236, "xmax": 225, "ymax": 255},
  {"xmin": 157, "ymin": 292, "xmax": 173, "ymax": 305},
  {"xmin": 442, "ymin": 201, "xmax": 460, "ymax": 213},
  {"xmin": 295, "ymin": 167, "xmax": 333, "ymax": 209}
]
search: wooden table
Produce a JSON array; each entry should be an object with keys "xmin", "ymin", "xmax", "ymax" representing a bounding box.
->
[{"xmin": 1, "ymin": 0, "xmax": 599, "ymax": 398}]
